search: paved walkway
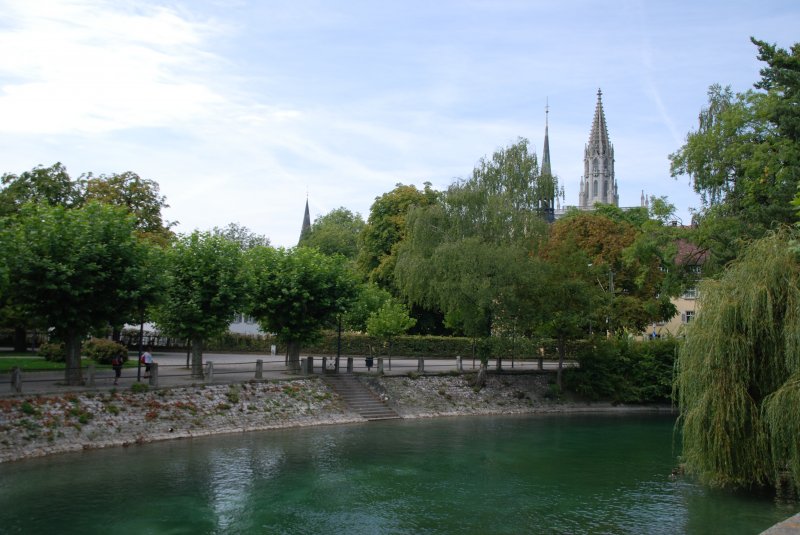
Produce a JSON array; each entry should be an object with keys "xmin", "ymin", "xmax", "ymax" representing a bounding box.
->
[{"xmin": 1, "ymin": 351, "xmax": 563, "ymax": 397}]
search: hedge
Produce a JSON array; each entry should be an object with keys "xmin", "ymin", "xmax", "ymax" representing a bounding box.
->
[{"xmin": 563, "ymin": 337, "xmax": 678, "ymax": 404}]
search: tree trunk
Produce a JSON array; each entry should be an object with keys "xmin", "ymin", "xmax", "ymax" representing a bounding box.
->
[
  {"xmin": 191, "ymin": 337, "xmax": 204, "ymax": 379},
  {"xmin": 111, "ymin": 326, "xmax": 121, "ymax": 343},
  {"xmin": 287, "ymin": 340, "xmax": 301, "ymax": 373},
  {"xmin": 557, "ymin": 337, "xmax": 566, "ymax": 390},
  {"xmin": 12, "ymin": 326, "xmax": 27, "ymax": 353},
  {"xmin": 64, "ymin": 333, "xmax": 83, "ymax": 386},
  {"xmin": 474, "ymin": 362, "xmax": 487, "ymax": 390}
]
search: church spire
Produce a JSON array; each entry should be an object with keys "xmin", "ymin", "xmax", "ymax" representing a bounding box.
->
[
  {"xmin": 579, "ymin": 88, "xmax": 618, "ymax": 208},
  {"xmin": 299, "ymin": 195, "xmax": 311, "ymax": 244},
  {"xmin": 541, "ymin": 99, "xmax": 552, "ymax": 177},
  {"xmin": 588, "ymin": 88, "xmax": 611, "ymax": 155}
]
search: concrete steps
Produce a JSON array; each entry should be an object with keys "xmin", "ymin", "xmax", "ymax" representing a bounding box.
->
[{"xmin": 322, "ymin": 373, "xmax": 400, "ymax": 421}]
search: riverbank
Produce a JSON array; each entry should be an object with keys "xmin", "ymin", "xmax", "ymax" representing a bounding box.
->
[{"xmin": 0, "ymin": 374, "xmax": 673, "ymax": 464}]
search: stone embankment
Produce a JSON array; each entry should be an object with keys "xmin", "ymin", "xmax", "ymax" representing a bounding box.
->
[{"xmin": 0, "ymin": 373, "xmax": 668, "ymax": 464}]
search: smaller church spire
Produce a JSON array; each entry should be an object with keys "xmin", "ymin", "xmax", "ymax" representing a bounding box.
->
[
  {"xmin": 299, "ymin": 196, "xmax": 311, "ymax": 245},
  {"xmin": 541, "ymin": 98, "xmax": 552, "ymax": 178}
]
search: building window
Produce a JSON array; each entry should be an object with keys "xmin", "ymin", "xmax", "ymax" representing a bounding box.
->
[
  {"xmin": 681, "ymin": 311, "xmax": 695, "ymax": 323},
  {"xmin": 682, "ymin": 287, "xmax": 698, "ymax": 299},
  {"xmin": 593, "ymin": 180, "xmax": 598, "ymax": 196}
]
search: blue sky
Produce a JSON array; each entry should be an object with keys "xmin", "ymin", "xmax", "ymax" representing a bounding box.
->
[{"xmin": 0, "ymin": 1, "xmax": 797, "ymax": 246}]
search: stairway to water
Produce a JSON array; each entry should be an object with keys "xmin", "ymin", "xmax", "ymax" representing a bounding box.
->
[{"xmin": 322, "ymin": 373, "xmax": 400, "ymax": 421}]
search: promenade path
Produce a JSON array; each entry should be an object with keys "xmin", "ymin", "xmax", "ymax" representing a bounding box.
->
[{"xmin": 1, "ymin": 351, "xmax": 563, "ymax": 397}]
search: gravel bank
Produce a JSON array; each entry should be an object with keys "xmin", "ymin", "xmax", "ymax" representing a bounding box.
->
[{"xmin": 0, "ymin": 374, "xmax": 671, "ymax": 464}]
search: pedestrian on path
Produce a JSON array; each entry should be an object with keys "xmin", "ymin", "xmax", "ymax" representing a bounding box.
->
[
  {"xmin": 141, "ymin": 347, "xmax": 154, "ymax": 378},
  {"xmin": 111, "ymin": 354, "xmax": 123, "ymax": 385}
]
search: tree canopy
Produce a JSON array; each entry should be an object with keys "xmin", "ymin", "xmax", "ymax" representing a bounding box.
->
[
  {"xmin": 676, "ymin": 229, "xmax": 800, "ymax": 491},
  {"xmin": 152, "ymin": 231, "xmax": 246, "ymax": 377},
  {"xmin": 1, "ymin": 202, "xmax": 150, "ymax": 384},
  {"xmin": 0, "ymin": 163, "xmax": 82, "ymax": 217},
  {"xmin": 246, "ymin": 246, "xmax": 358, "ymax": 372},
  {"xmin": 82, "ymin": 171, "xmax": 173, "ymax": 243},
  {"xmin": 395, "ymin": 138, "xmax": 553, "ymax": 348},
  {"xmin": 670, "ymin": 38, "xmax": 800, "ymax": 266},
  {"xmin": 299, "ymin": 207, "xmax": 365, "ymax": 259},
  {"xmin": 357, "ymin": 182, "xmax": 438, "ymax": 289}
]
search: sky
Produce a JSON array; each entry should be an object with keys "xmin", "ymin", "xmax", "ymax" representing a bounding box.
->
[{"xmin": 0, "ymin": 1, "xmax": 798, "ymax": 247}]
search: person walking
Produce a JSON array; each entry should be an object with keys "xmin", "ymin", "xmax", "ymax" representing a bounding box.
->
[
  {"xmin": 141, "ymin": 347, "xmax": 154, "ymax": 378},
  {"xmin": 111, "ymin": 353, "xmax": 123, "ymax": 385}
]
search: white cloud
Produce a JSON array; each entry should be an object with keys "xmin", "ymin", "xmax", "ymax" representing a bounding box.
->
[{"xmin": 0, "ymin": 0, "xmax": 223, "ymax": 134}]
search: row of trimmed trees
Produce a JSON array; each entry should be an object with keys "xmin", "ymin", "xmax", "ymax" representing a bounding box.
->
[{"xmin": 0, "ymin": 206, "xmax": 360, "ymax": 384}]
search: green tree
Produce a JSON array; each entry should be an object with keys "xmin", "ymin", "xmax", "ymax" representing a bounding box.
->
[
  {"xmin": 357, "ymin": 182, "xmax": 438, "ymax": 289},
  {"xmin": 212, "ymin": 223, "xmax": 270, "ymax": 250},
  {"xmin": 676, "ymin": 229, "xmax": 800, "ymax": 492},
  {"xmin": 152, "ymin": 231, "xmax": 246, "ymax": 378},
  {"xmin": 543, "ymin": 211, "xmax": 676, "ymax": 334},
  {"xmin": 395, "ymin": 138, "xmax": 553, "ymax": 374},
  {"xmin": 366, "ymin": 300, "xmax": 416, "ymax": 361},
  {"xmin": 246, "ymin": 246, "xmax": 358, "ymax": 372},
  {"xmin": 670, "ymin": 38, "xmax": 800, "ymax": 266},
  {"xmin": 0, "ymin": 163, "xmax": 82, "ymax": 217},
  {"xmin": 299, "ymin": 207, "xmax": 365, "ymax": 259},
  {"xmin": 82, "ymin": 171, "xmax": 173, "ymax": 243},
  {"xmin": 534, "ymin": 250, "xmax": 599, "ymax": 388},
  {"xmin": 342, "ymin": 282, "xmax": 392, "ymax": 332},
  {"xmin": 1, "ymin": 202, "xmax": 150, "ymax": 384}
]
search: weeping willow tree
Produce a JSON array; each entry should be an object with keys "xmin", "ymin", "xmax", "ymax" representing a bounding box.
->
[{"xmin": 676, "ymin": 229, "xmax": 800, "ymax": 492}]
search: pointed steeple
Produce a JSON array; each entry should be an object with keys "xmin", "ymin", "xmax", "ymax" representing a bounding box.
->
[
  {"xmin": 299, "ymin": 196, "xmax": 311, "ymax": 244},
  {"xmin": 579, "ymin": 88, "xmax": 618, "ymax": 208},
  {"xmin": 588, "ymin": 88, "xmax": 611, "ymax": 155},
  {"xmin": 541, "ymin": 99, "xmax": 552, "ymax": 177}
]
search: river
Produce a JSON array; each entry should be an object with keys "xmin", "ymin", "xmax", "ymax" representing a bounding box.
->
[{"xmin": 0, "ymin": 413, "xmax": 792, "ymax": 534}]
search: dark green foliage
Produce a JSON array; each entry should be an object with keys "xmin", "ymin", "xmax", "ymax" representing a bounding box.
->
[
  {"xmin": 153, "ymin": 231, "xmax": 246, "ymax": 377},
  {"xmin": 83, "ymin": 338, "xmax": 128, "ymax": 365},
  {"xmin": 676, "ymin": 229, "xmax": 800, "ymax": 491},
  {"xmin": 3, "ymin": 201, "xmax": 151, "ymax": 384},
  {"xmin": 564, "ymin": 338, "xmax": 677, "ymax": 404},
  {"xmin": 37, "ymin": 342, "xmax": 65, "ymax": 362},
  {"xmin": 299, "ymin": 207, "xmax": 365, "ymax": 259}
]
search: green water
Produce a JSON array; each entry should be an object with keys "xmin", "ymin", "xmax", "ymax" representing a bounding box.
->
[{"xmin": 0, "ymin": 414, "xmax": 792, "ymax": 534}]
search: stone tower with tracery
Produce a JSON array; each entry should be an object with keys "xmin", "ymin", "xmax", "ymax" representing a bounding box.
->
[{"xmin": 578, "ymin": 89, "xmax": 618, "ymax": 208}]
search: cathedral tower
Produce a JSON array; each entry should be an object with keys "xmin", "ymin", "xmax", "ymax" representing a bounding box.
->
[{"xmin": 579, "ymin": 89, "xmax": 618, "ymax": 208}]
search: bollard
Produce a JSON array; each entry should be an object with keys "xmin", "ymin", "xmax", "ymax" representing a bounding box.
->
[
  {"xmin": 321, "ymin": 356, "xmax": 327, "ymax": 373},
  {"xmin": 538, "ymin": 347, "xmax": 544, "ymax": 370},
  {"xmin": 307, "ymin": 356, "xmax": 314, "ymax": 374},
  {"xmin": 456, "ymin": 356, "xmax": 463, "ymax": 372},
  {"xmin": 417, "ymin": 357, "xmax": 424, "ymax": 373},
  {"xmin": 377, "ymin": 357, "xmax": 384, "ymax": 375},
  {"xmin": 255, "ymin": 359, "xmax": 263, "ymax": 379},
  {"xmin": 86, "ymin": 364, "xmax": 95, "ymax": 387},
  {"xmin": 496, "ymin": 357, "xmax": 502, "ymax": 372},
  {"xmin": 205, "ymin": 361, "xmax": 214, "ymax": 383},
  {"xmin": 347, "ymin": 357, "xmax": 353, "ymax": 373},
  {"xmin": 11, "ymin": 367, "xmax": 22, "ymax": 393},
  {"xmin": 300, "ymin": 358, "xmax": 307, "ymax": 375},
  {"xmin": 334, "ymin": 357, "xmax": 340, "ymax": 373},
  {"xmin": 149, "ymin": 362, "xmax": 159, "ymax": 387}
]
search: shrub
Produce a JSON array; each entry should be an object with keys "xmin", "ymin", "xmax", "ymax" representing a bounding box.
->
[
  {"xmin": 564, "ymin": 337, "xmax": 678, "ymax": 404},
  {"xmin": 38, "ymin": 342, "xmax": 65, "ymax": 362},
  {"xmin": 83, "ymin": 338, "xmax": 128, "ymax": 365}
]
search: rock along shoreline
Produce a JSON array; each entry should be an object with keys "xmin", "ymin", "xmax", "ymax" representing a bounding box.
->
[{"xmin": 0, "ymin": 373, "xmax": 674, "ymax": 464}]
